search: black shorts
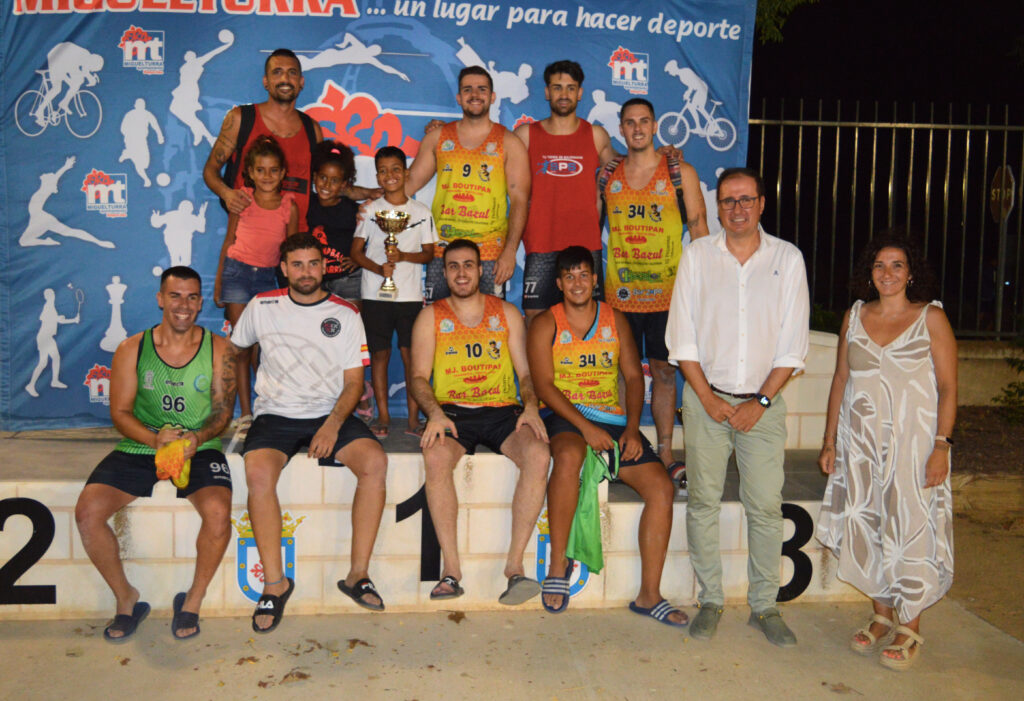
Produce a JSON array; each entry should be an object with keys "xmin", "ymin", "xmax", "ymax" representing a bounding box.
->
[
  {"xmin": 441, "ymin": 404, "xmax": 522, "ymax": 455},
  {"xmin": 85, "ymin": 448, "xmax": 232, "ymax": 498},
  {"xmin": 542, "ymin": 412, "xmax": 662, "ymax": 469},
  {"xmin": 242, "ymin": 413, "xmax": 378, "ymax": 463},
  {"xmin": 624, "ymin": 310, "xmax": 670, "ymax": 362},
  {"xmin": 425, "ymin": 258, "xmax": 504, "ymax": 302},
  {"xmin": 522, "ymin": 250, "xmax": 604, "ymax": 311},
  {"xmin": 361, "ymin": 299, "xmax": 421, "ymax": 353}
]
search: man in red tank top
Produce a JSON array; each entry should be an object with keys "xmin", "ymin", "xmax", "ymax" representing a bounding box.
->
[
  {"xmin": 514, "ymin": 61, "xmax": 619, "ymax": 324},
  {"xmin": 203, "ymin": 49, "xmax": 324, "ymax": 223}
]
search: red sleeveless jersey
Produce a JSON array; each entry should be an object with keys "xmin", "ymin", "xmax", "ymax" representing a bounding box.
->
[
  {"xmin": 523, "ymin": 120, "xmax": 601, "ymax": 254},
  {"xmin": 233, "ymin": 106, "xmax": 314, "ymax": 223}
]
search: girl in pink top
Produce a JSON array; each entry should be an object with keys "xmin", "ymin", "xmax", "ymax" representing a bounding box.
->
[{"xmin": 214, "ymin": 135, "xmax": 299, "ymax": 423}]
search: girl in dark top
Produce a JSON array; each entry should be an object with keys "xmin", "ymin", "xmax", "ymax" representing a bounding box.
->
[{"xmin": 308, "ymin": 141, "xmax": 362, "ymax": 306}]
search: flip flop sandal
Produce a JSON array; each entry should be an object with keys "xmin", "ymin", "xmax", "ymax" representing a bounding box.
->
[
  {"xmin": 356, "ymin": 382, "xmax": 375, "ymax": 421},
  {"xmin": 103, "ymin": 601, "xmax": 150, "ymax": 644},
  {"xmin": 371, "ymin": 423, "xmax": 390, "ymax": 439},
  {"xmin": 251, "ymin": 577, "xmax": 295, "ymax": 634},
  {"xmin": 429, "ymin": 575, "xmax": 464, "ymax": 600},
  {"xmin": 879, "ymin": 626, "xmax": 924, "ymax": 671},
  {"xmin": 540, "ymin": 559, "xmax": 574, "ymax": 614},
  {"xmin": 498, "ymin": 574, "xmax": 541, "ymax": 606},
  {"xmin": 171, "ymin": 591, "xmax": 200, "ymax": 640},
  {"xmin": 850, "ymin": 613, "xmax": 896, "ymax": 655},
  {"xmin": 629, "ymin": 599, "xmax": 689, "ymax": 628},
  {"xmin": 337, "ymin": 577, "xmax": 385, "ymax": 611}
]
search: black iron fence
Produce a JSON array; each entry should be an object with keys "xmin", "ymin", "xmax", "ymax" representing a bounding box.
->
[{"xmin": 748, "ymin": 100, "xmax": 1024, "ymax": 338}]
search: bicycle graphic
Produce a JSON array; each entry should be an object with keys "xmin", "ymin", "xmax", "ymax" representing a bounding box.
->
[
  {"xmin": 657, "ymin": 97, "xmax": 737, "ymax": 152},
  {"xmin": 15, "ymin": 70, "xmax": 102, "ymax": 139},
  {"xmin": 658, "ymin": 60, "xmax": 736, "ymax": 152}
]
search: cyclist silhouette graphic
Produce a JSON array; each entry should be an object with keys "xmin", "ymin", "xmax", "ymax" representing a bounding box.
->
[
  {"xmin": 15, "ymin": 42, "xmax": 103, "ymax": 138},
  {"xmin": 658, "ymin": 60, "xmax": 737, "ymax": 152}
]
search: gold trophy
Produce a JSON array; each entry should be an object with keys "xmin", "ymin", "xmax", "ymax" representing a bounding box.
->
[{"xmin": 372, "ymin": 210, "xmax": 410, "ymax": 300}]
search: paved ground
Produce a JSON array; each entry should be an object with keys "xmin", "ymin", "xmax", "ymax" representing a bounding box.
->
[{"xmin": 1, "ymin": 600, "xmax": 1021, "ymax": 700}]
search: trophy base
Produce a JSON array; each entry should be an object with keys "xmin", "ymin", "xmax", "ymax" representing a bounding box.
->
[{"xmin": 377, "ymin": 288, "xmax": 399, "ymax": 301}]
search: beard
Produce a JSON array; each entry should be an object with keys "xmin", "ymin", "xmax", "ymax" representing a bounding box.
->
[
  {"xmin": 289, "ymin": 276, "xmax": 321, "ymax": 296},
  {"xmin": 269, "ymin": 84, "xmax": 298, "ymax": 104},
  {"xmin": 550, "ymin": 99, "xmax": 578, "ymax": 117}
]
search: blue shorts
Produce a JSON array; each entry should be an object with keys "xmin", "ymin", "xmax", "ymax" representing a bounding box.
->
[
  {"xmin": 220, "ymin": 256, "xmax": 279, "ymax": 305},
  {"xmin": 324, "ymin": 272, "xmax": 362, "ymax": 304}
]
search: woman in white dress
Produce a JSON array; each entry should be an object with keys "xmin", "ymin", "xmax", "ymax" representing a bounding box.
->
[{"xmin": 816, "ymin": 234, "xmax": 957, "ymax": 671}]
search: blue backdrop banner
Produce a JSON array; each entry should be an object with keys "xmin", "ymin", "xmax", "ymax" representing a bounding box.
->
[{"xmin": 1, "ymin": 0, "xmax": 756, "ymax": 429}]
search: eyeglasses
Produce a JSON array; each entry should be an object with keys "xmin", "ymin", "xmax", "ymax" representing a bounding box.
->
[{"xmin": 718, "ymin": 196, "xmax": 759, "ymax": 210}]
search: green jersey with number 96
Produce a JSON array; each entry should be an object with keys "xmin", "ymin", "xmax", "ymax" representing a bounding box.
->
[{"xmin": 116, "ymin": 327, "xmax": 222, "ymax": 455}]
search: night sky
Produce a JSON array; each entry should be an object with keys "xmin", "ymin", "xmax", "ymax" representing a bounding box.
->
[{"xmin": 750, "ymin": 0, "xmax": 1024, "ymax": 116}]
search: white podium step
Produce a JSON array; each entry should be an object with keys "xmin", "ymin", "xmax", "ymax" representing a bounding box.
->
[{"xmin": 0, "ymin": 450, "xmax": 859, "ymax": 620}]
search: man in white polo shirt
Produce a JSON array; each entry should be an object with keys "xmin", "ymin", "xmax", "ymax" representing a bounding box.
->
[
  {"xmin": 666, "ymin": 167, "xmax": 809, "ymax": 647},
  {"xmin": 232, "ymin": 234, "xmax": 388, "ymax": 633}
]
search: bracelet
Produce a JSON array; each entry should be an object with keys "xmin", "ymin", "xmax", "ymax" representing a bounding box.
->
[{"xmin": 935, "ymin": 434, "xmax": 954, "ymax": 447}]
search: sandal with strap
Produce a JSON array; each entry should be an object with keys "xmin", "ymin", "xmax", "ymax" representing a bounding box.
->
[
  {"xmin": 251, "ymin": 577, "xmax": 295, "ymax": 634},
  {"xmin": 540, "ymin": 559, "xmax": 574, "ymax": 614},
  {"xmin": 429, "ymin": 575, "xmax": 464, "ymax": 600},
  {"xmin": 879, "ymin": 625, "xmax": 924, "ymax": 671},
  {"xmin": 337, "ymin": 577, "xmax": 385, "ymax": 611},
  {"xmin": 171, "ymin": 592, "xmax": 200, "ymax": 640},
  {"xmin": 629, "ymin": 599, "xmax": 689, "ymax": 627},
  {"xmin": 850, "ymin": 613, "xmax": 896, "ymax": 655}
]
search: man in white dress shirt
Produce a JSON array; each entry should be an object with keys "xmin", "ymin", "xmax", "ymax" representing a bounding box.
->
[{"xmin": 666, "ymin": 168, "xmax": 809, "ymax": 646}]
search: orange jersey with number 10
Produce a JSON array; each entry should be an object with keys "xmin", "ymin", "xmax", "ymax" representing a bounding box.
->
[{"xmin": 432, "ymin": 295, "xmax": 518, "ymax": 407}]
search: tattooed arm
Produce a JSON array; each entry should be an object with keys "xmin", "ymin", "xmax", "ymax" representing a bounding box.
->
[
  {"xmin": 202, "ymin": 106, "xmax": 253, "ymax": 214},
  {"xmin": 182, "ymin": 335, "xmax": 237, "ymax": 458}
]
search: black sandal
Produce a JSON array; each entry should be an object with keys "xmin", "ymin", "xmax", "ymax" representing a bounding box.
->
[
  {"xmin": 172, "ymin": 592, "xmax": 200, "ymax": 640},
  {"xmin": 251, "ymin": 577, "xmax": 295, "ymax": 634},
  {"xmin": 337, "ymin": 577, "xmax": 385, "ymax": 611},
  {"xmin": 429, "ymin": 575, "xmax": 464, "ymax": 600}
]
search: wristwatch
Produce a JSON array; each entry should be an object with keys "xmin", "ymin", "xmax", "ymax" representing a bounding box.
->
[{"xmin": 755, "ymin": 393, "xmax": 771, "ymax": 408}]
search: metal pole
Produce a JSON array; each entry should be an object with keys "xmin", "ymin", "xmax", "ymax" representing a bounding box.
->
[{"xmin": 995, "ymin": 105, "xmax": 1011, "ymax": 338}]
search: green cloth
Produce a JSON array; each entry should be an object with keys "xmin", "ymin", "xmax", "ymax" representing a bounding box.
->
[{"xmin": 566, "ymin": 445, "xmax": 619, "ymax": 574}]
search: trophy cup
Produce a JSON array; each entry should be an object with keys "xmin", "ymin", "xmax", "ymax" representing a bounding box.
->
[{"xmin": 373, "ymin": 210, "xmax": 410, "ymax": 300}]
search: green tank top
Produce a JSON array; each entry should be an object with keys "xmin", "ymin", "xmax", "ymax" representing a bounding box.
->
[{"xmin": 116, "ymin": 327, "xmax": 222, "ymax": 455}]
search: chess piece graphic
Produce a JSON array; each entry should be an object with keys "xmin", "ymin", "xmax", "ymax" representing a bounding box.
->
[{"xmin": 100, "ymin": 276, "xmax": 128, "ymax": 352}]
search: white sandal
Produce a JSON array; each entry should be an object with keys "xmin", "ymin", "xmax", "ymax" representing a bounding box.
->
[
  {"xmin": 879, "ymin": 625, "xmax": 924, "ymax": 671},
  {"xmin": 850, "ymin": 613, "xmax": 896, "ymax": 655}
]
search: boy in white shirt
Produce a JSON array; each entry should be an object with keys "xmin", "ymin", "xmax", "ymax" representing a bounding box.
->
[{"xmin": 350, "ymin": 146, "xmax": 438, "ymax": 438}]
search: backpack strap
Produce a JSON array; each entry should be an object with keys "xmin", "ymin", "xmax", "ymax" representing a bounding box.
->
[
  {"xmin": 297, "ymin": 109, "xmax": 318, "ymax": 150},
  {"xmin": 596, "ymin": 156, "xmax": 624, "ymax": 201},
  {"xmin": 219, "ymin": 104, "xmax": 256, "ymax": 211}
]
